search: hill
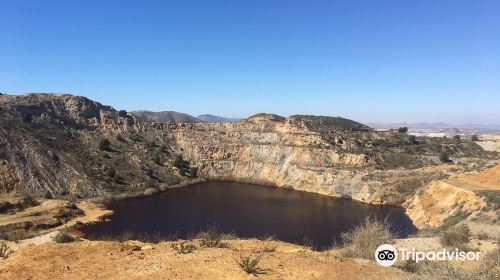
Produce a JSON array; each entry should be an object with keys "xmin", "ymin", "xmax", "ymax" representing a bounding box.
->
[
  {"xmin": 130, "ymin": 110, "xmax": 202, "ymax": 123},
  {"xmin": 196, "ymin": 114, "xmax": 241, "ymax": 123}
]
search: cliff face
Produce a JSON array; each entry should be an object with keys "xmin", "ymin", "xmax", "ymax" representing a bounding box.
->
[
  {"xmin": 0, "ymin": 94, "xmax": 496, "ymax": 211},
  {"xmin": 169, "ymin": 117, "xmax": 381, "ymax": 202}
]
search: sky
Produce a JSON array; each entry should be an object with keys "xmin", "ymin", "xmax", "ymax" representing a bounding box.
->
[{"xmin": 1, "ymin": 0, "xmax": 499, "ymax": 124}]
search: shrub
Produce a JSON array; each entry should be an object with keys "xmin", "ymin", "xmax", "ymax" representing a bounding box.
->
[
  {"xmin": 238, "ymin": 255, "xmax": 262, "ymax": 276},
  {"xmin": 440, "ymin": 224, "xmax": 471, "ymax": 249},
  {"xmin": 340, "ymin": 216, "xmax": 394, "ymax": 259},
  {"xmin": 153, "ymin": 153, "xmax": 162, "ymax": 165},
  {"xmin": 262, "ymin": 244, "xmax": 276, "ymax": 253},
  {"xmin": 408, "ymin": 135, "xmax": 417, "ymax": 144},
  {"xmin": 197, "ymin": 225, "xmax": 228, "ymax": 248},
  {"xmin": 173, "ymin": 155, "xmax": 188, "ymax": 169},
  {"xmin": 398, "ymin": 127, "xmax": 408, "ymax": 133},
  {"xmin": 189, "ymin": 167, "xmax": 198, "ymax": 178},
  {"xmin": 439, "ymin": 152, "xmax": 451, "ymax": 163},
  {"xmin": 98, "ymin": 138, "xmax": 111, "ymax": 151},
  {"xmin": 453, "ymin": 135, "xmax": 461, "ymax": 141},
  {"xmin": 171, "ymin": 241, "xmax": 196, "ymax": 254},
  {"xmin": 53, "ymin": 230, "xmax": 79, "ymax": 243},
  {"xmin": 0, "ymin": 242, "xmax": 12, "ymax": 259},
  {"xmin": 118, "ymin": 110, "xmax": 127, "ymax": 117},
  {"xmin": 471, "ymin": 134, "xmax": 479, "ymax": 141},
  {"xmin": 44, "ymin": 190, "xmax": 53, "ymax": 199}
]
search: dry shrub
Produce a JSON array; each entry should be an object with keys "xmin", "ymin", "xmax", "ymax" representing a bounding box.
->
[
  {"xmin": 340, "ymin": 216, "xmax": 394, "ymax": 259},
  {"xmin": 0, "ymin": 242, "xmax": 12, "ymax": 259},
  {"xmin": 238, "ymin": 254, "xmax": 263, "ymax": 276},
  {"xmin": 171, "ymin": 241, "xmax": 196, "ymax": 254},
  {"xmin": 440, "ymin": 224, "xmax": 471, "ymax": 250}
]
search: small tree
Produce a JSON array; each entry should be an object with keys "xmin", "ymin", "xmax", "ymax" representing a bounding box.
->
[
  {"xmin": 398, "ymin": 127, "xmax": 408, "ymax": 133},
  {"xmin": 453, "ymin": 135, "xmax": 461, "ymax": 141},
  {"xmin": 118, "ymin": 110, "xmax": 127, "ymax": 117},
  {"xmin": 439, "ymin": 152, "xmax": 451, "ymax": 163},
  {"xmin": 98, "ymin": 138, "xmax": 111, "ymax": 151},
  {"xmin": 471, "ymin": 134, "xmax": 479, "ymax": 141}
]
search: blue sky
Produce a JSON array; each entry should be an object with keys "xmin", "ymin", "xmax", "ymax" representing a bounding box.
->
[{"xmin": 1, "ymin": 0, "xmax": 499, "ymax": 123}]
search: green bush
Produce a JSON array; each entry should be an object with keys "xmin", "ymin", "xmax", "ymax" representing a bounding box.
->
[
  {"xmin": 44, "ymin": 190, "xmax": 53, "ymax": 199},
  {"xmin": 98, "ymin": 138, "xmax": 111, "ymax": 151},
  {"xmin": 398, "ymin": 127, "xmax": 408, "ymax": 133},
  {"xmin": 471, "ymin": 134, "xmax": 479, "ymax": 141},
  {"xmin": 439, "ymin": 152, "xmax": 451, "ymax": 163}
]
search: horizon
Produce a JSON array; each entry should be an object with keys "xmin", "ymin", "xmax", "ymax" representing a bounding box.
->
[
  {"xmin": 1, "ymin": 1, "xmax": 499, "ymax": 124},
  {"xmin": 3, "ymin": 91, "xmax": 500, "ymax": 127}
]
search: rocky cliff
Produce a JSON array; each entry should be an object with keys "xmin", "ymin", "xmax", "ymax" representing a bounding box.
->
[{"xmin": 0, "ymin": 94, "xmax": 497, "ymax": 210}]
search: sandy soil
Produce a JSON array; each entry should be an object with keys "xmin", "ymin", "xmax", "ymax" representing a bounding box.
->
[
  {"xmin": 446, "ymin": 163, "xmax": 500, "ymax": 191},
  {"xmin": 0, "ymin": 239, "xmax": 410, "ymax": 280}
]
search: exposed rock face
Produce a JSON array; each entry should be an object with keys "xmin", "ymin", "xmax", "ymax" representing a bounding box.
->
[
  {"xmin": 404, "ymin": 181, "xmax": 486, "ymax": 228},
  {"xmin": 0, "ymin": 94, "xmax": 497, "ymax": 213}
]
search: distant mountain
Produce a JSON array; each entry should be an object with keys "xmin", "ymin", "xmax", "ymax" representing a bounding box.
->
[
  {"xmin": 131, "ymin": 110, "xmax": 202, "ymax": 123},
  {"xmin": 367, "ymin": 122, "xmax": 500, "ymax": 130},
  {"xmin": 197, "ymin": 114, "xmax": 241, "ymax": 123}
]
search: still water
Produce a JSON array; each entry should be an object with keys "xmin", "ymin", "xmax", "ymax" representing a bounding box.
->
[{"xmin": 81, "ymin": 181, "xmax": 416, "ymax": 248}]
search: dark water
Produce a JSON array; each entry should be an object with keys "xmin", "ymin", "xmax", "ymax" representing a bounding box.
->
[{"xmin": 81, "ymin": 181, "xmax": 416, "ymax": 248}]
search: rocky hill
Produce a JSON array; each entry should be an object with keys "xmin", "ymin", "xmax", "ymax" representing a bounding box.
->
[
  {"xmin": 131, "ymin": 110, "xmax": 202, "ymax": 123},
  {"xmin": 0, "ymin": 94, "xmax": 496, "ymax": 207},
  {"xmin": 196, "ymin": 114, "xmax": 241, "ymax": 123}
]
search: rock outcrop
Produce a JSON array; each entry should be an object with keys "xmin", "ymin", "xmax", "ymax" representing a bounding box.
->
[{"xmin": 0, "ymin": 93, "xmax": 497, "ymax": 213}]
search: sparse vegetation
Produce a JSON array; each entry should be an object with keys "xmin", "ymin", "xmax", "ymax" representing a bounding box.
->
[
  {"xmin": 262, "ymin": 244, "xmax": 276, "ymax": 253},
  {"xmin": 53, "ymin": 230, "xmax": 79, "ymax": 243},
  {"xmin": 44, "ymin": 190, "xmax": 53, "ymax": 199},
  {"xmin": 238, "ymin": 254, "xmax": 263, "ymax": 276},
  {"xmin": 189, "ymin": 167, "xmax": 198, "ymax": 178},
  {"xmin": 394, "ymin": 179, "xmax": 422, "ymax": 196},
  {"xmin": 439, "ymin": 224, "xmax": 471, "ymax": 249},
  {"xmin": 197, "ymin": 225, "xmax": 228, "ymax": 248},
  {"xmin": 439, "ymin": 152, "xmax": 451, "ymax": 163},
  {"xmin": 171, "ymin": 241, "xmax": 196, "ymax": 254},
  {"xmin": 340, "ymin": 217, "xmax": 394, "ymax": 259},
  {"xmin": 0, "ymin": 242, "xmax": 12, "ymax": 259},
  {"xmin": 98, "ymin": 138, "xmax": 112, "ymax": 151}
]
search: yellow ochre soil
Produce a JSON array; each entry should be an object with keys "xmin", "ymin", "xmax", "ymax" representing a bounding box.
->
[{"xmin": 0, "ymin": 239, "xmax": 409, "ymax": 280}]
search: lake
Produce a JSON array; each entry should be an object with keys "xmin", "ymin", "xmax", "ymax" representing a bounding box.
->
[{"xmin": 81, "ymin": 181, "xmax": 416, "ymax": 248}]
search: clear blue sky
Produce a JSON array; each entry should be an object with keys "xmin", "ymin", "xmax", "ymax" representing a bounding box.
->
[{"xmin": 1, "ymin": 0, "xmax": 499, "ymax": 124}]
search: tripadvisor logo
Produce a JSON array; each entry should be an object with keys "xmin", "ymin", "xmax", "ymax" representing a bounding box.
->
[
  {"xmin": 375, "ymin": 244, "xmax": 481, "ymax": 266},
  {"xmin": 375, "ymin": 244, "xmax": 397, "ymax": 267}
]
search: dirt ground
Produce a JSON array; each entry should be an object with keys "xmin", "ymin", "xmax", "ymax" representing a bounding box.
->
[
  {"xmin": 0, "ymin": 239, "xmax": 409, "ymax": 280},
  {"xmin": 446, "ymin": 163, "xmax": 500, "ymax": 191}
]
